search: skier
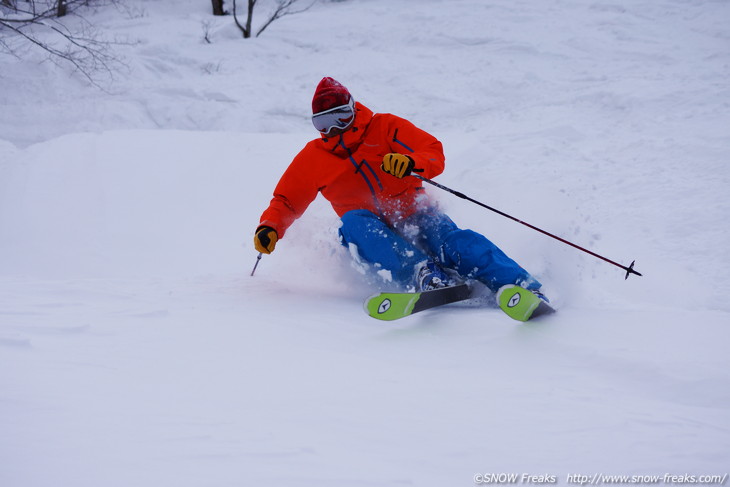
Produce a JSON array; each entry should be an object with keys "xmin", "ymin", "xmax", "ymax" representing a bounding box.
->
[{"xmin": 254, "ymin": 77, "xmax": 544, "ymax": 296}]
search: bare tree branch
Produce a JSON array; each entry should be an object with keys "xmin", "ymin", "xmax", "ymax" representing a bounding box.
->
[
  {"xmin": 0, "ymin": 1, "xmax": 128, "ymax": 89},
  {"xmin": 256, "ymin": 0, "xmax": 314, "ymax": 38},
  {"xmin": 1, "ymin": 5, "xmax": 57, "ymax": 22},
  {"xmin": 232, "ymin": 0, "xmax": 251, "ymax": 38},
  {"xmin": 1, "ymin": 0, "xmax": 99, "ymax": 21},
  {"xmin": 231, "ymin": 0, "xmax": 311, "ymax": 39}
]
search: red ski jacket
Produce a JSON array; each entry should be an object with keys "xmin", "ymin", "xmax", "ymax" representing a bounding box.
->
[{"xmin": 258, "ymin": 102, "xmax": 446, "ymax": 238}]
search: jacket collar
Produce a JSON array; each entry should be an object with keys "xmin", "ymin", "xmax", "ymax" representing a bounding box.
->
[{"xmin": 318, "ymin": 102, "xmax": 373, "ymax": 156}]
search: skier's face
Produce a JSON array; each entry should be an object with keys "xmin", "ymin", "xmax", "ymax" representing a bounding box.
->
[{"xmin": 312, "ymin": 97, "xmax": 355, "ymax": 136}]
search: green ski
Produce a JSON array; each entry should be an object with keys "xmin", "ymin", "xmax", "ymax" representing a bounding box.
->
[
  {"xmin": 496, "ymin": 285, "xmax": 555, "ymax": 322},
  {"xmin": 364, "ymin": 283, "xmax": 555, "ymax": 322},
  {"xmin": 365, "ymin": 283, "xmax": 474, "ymax": 321}
]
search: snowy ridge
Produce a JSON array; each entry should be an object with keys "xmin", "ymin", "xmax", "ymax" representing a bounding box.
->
[{"xmin": 1, "ymin": 1, "xmax": 729, "ymax": 486}]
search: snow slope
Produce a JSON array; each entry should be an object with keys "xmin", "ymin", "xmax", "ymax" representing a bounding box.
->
[{"xmin": 1, "ymin": 1, "xmax": 729, "ymax": 486}]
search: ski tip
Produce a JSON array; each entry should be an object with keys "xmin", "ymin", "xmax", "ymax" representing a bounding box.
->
[
  {"xmin": 497, "ymin": 285, "xmax": 555, "ymax": 322},
  {"xmin": 364, "ymin": 292, "xmax": 420, "ymax": 321}
]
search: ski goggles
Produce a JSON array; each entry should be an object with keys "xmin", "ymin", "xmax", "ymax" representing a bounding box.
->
[{"xmin": 311, "ymin": 97, "xmax": 356, "ymax": 134}]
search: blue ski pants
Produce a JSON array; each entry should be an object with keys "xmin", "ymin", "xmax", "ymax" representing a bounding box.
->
[{"xmin": 338, "ymin": 209, "xmax": 540, "ymax": 292}]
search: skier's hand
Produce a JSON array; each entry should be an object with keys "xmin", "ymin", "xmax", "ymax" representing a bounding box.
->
[
  {"xmin": 381, "ymin": 153, "xmax": 417, "ymax": 178},
  {"xmin": 254, "ymin": 226, "xmax": 278, "ymax": 254}
]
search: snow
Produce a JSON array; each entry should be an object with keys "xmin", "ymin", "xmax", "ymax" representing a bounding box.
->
[{"xmin": 1, "ymin": 0, "xmax": 729, "ymax": 485}]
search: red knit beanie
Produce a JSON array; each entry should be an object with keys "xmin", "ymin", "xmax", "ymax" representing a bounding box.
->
[{"xmin": 312, "ymin": 77, "xmax": 352, "ymax": 114}]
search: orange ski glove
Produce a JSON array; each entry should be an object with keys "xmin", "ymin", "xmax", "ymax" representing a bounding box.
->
[{"xmin": 254, "ymin": 226, "xmax": 278, "ymax": 254}]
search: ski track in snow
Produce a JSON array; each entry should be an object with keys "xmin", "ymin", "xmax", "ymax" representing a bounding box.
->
[{"xmin": 1, "ymin": 0, "xmax": 729, "ymax": 486}]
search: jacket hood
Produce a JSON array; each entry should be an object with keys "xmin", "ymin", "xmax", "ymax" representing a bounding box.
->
[{"xmin": 318, "ymin": 102, "xmax": 374, "ymax": 156}]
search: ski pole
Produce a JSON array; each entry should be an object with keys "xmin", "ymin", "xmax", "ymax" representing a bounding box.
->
[
  {"xmin": 250, "ymin": 252, "xmax": 263, "ymax": 277},
  {"xmin": 412, "ymin": 174, "xmax": 642, "ymax": 279}
]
